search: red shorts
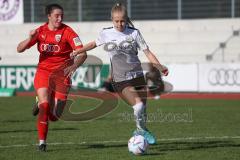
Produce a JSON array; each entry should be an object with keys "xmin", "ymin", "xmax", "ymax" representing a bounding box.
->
[{"xmin": 34, "ymin": 68, "xmax": 71, "ymax": 100}]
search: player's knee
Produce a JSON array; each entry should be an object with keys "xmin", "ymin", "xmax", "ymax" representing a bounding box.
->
[{"xmin": 133, "ymin": 102, "xmax": 145, "ymax": 115}]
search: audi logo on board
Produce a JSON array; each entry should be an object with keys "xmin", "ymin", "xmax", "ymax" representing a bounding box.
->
[{"xmin": 208, "ymin": 68, "xmax": 240, "ymax": 86}]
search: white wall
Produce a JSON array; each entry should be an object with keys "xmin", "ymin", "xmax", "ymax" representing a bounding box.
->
[
  {"xmin": 162, "ymin": 63, "xmax": 240, "ymax": 93},
  {"xmin": 0, "ymin": 18, "xmax": 240, "ymax": 65}
]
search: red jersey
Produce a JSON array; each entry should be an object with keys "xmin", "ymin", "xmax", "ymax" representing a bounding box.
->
[{"xmin": 27, "ymin": 23, "xmax": 83, "ymax": 71}]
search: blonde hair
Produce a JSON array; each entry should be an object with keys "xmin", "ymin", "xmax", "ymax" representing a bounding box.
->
[{"xmin": 111, "ymin": 2, "xmax": 134, "ymax": 27}]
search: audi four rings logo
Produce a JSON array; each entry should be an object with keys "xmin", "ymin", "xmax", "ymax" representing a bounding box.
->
[
  {"xmin": 40, "ymin": 44, "xmax": 60, "ymax": 52},
  {"xmin": 103, "ymin": 41, "xmax": 136, "ymax": 52},
  {"xmin": 208, "ymin": 68, "xmax": 240, "ymax": 86}
]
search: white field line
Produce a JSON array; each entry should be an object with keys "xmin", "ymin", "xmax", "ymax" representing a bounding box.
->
[{"xmin": 1, "ymin": 136, "xmax": 240, "ymax": 149}]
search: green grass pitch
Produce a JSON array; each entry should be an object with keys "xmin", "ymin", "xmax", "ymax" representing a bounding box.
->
[{"xmin": 0, "ymin": 96, "xmax": 240, "ymax": 160}]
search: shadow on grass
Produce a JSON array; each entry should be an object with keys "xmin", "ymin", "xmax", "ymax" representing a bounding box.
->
[
  {"xmin": 28, "ymin": 139, "xmax": 240, "ymax": 157},
  {"xmin": 85, "ymin": 143, "xmax": 126, "ymax": 149},
  {"xmin": 0, "ymin": 127, "xmax": 79, "ymax": 134},
  {"xmin": 149, "ymin": 140, "xmax": 240, "ymax": 153},
  {"xmin": 45, "ymin": 143, "xmax": 127, "ymax": 153},
  {"xmin": 0, "ymin": 120, "xmax": 32, "ymax": 123},
  {"xmin": 47, "ymin": 140, "xmax": 240, "ymax": 155}
]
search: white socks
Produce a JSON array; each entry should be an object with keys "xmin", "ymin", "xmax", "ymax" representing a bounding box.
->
[
  {"xmin": 132, "ymin": 102, "xmax": 146, "ymax": 130},
  {"xmin": 39, "ymin": 140, "xmax": 46, "ymax": 145}
]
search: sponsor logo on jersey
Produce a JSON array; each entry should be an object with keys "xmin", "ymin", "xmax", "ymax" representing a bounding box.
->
[
  {"xmin": 40, "ymin": 44, "xmax": 60, "ymax": 52},
  {"xmin": 55, "ymin": 34, "xmax": 62, "ymax": 42},
  {"xmin": 104, "ymin": 40, "xmax": 136, "ymax": 52},
  {"xmin": 73, "ymin": 37, "xmax": 82, "ymax": 46}
]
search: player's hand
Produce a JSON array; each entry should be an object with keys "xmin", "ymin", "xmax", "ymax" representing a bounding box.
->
[
  {"xmin": 70, "ymin": 51, "xmax": 79, "ymax": 59},
  {"xmin": 29, "ymin": 29, "xmax": 38, "ymax": 39},
  {"xmin": 160, "ymin": 65, "xmax": 169, "ymax": 76}
]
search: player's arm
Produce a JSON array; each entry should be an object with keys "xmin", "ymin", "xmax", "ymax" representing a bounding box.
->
[
  {"xmin": 72, "ymin": 48, "xmax": 87, "ymax": 68},
  {"xmin": 144, "ymin": 49, "xmax": 169, "ymax": 76},
  {"xmin": 79, "ymin": 41, "xmax": 97, "ymax": 52},
  {"xmin": 64, "ymin": 48, "xmax": 87, "ymax": 78},
  {"xmin": 64, "ymin": 29, "xmax": 90, "ymax": 77},
  {"xmin": 71, "ymin": 29, "xmax": 105, "ymax": 58},
  {"xmin": 17, "ymin": 29, "xmax": 38, "ymax": 53},
  {"xmin": 136, "ymin": 29, "xmax": 169, "ymax": 76},
  {"xmin": 70, "ymin": 41, "xmax": 97, "ymax": 58}
]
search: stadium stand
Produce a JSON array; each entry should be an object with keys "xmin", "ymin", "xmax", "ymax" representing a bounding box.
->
[{"xmin": 0, "ymin": 18, "xmax": 239, "ymax": 64}]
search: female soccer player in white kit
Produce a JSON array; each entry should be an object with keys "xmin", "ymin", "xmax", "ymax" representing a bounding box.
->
[{"xmin": 71, "ymin": 2, "xmax": 168, "ymax": 144}]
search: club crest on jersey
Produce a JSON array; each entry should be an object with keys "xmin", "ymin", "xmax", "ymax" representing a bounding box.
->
[
  {"xmin": 55, "ymin": 34, "xmax": 62, "ymax": 42},
  {"xmin": 126, "ymin": 36, "xmax": 134, "ymax": 42}
]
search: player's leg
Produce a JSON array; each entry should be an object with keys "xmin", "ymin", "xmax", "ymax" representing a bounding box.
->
[
  {"xmin": 132, "ymin": 88, "xmax": 157, "ymax": 145},
  {"xmin": 121, "ymin": 85, "xmax": 146, "ymax": 128},
  {"xmin": 48, "ymin": 92, "xmax": 67, "ymax": 121},
  {"xmin": 32, "ymin": 80, "xmax": 69, "ymax": 120},
  {"xmin": 33, "ymin": 69, "xmax": 51, "ymax": 151},
  {"xmin": 32, "ymin": 69, "xmax": 50, "ymax": 116},
  {"xmin": 121, "ymin": 85, "xmax": 156, "ymax": 144},
  {"xmin": 114, "ymin": 77, "xmax": 146, "ymax": 130},
  {"xmin": 32, "ymin": 96, "xmax": 39, "ymax": 116},
  {"xmin": 48, "ymin": 76, "xmax": 70, "ymax": 121},
  {"xmin": 115, "ymin": 77, "xmax": 157, "ymax": 144},
  {"xmin": 36, "ymin": 88, "xmax": 50, "ymax": 151},
  {"xmin": 47, "ymin": 91, "xmax": 58, "ymax": 121},
  {"xmin": 54, "ymin": 98, "xmax": 67, "ymax": 118}
]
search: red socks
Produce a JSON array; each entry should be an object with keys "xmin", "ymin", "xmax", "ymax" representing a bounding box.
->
[{"xmin": 37, "ymin": 102, "xmax": 50, "ymax": 141}]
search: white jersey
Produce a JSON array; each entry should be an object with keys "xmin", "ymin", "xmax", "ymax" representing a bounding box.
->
[{"xmin": 95, "ymin": 26, "xmax": 148, "ymax": 82}]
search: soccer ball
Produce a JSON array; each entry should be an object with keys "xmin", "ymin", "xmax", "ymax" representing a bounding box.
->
[{"xmin": 128, "ymin": 135, "xmax": 149, "ymax": 155}]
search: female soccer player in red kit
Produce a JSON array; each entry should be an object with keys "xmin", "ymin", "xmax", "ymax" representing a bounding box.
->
[{"xmin": 17, "ymin": 4, "xmax": 87, "ymax": 151}]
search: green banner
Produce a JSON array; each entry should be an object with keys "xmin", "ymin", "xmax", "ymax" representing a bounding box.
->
[
  {"xmin": 0, "ymin": 65, "xmax": 110, "ymax": 92},
  {"xmin": 0, "ymin": 88, "xmax": 16, "ymax": 97}
]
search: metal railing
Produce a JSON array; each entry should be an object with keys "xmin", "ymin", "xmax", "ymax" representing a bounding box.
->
[
  {"xmin": 23, "ymin": 0, "xmax": 240, "ymax": 22},
  {"xmin": 206, "ymin": 29, "xmax": 240, "ymax": 62}
]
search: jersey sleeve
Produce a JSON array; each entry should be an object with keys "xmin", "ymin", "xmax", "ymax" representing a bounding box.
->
[
  {"xmin": 136, "ymin": 30, "xmax": 148, "ymax": 51},
  {"xmin": 65, "ymin": 27, "xmax": 83, "ymax": 50},
  {"xmin": 95, "ymin": 30, "xmax": 105, "ymax": 46}
]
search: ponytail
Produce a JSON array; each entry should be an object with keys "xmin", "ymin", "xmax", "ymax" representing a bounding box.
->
[{"xmin": 127, "ymin": 16, "xmax": 134, "ymax": 28}]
